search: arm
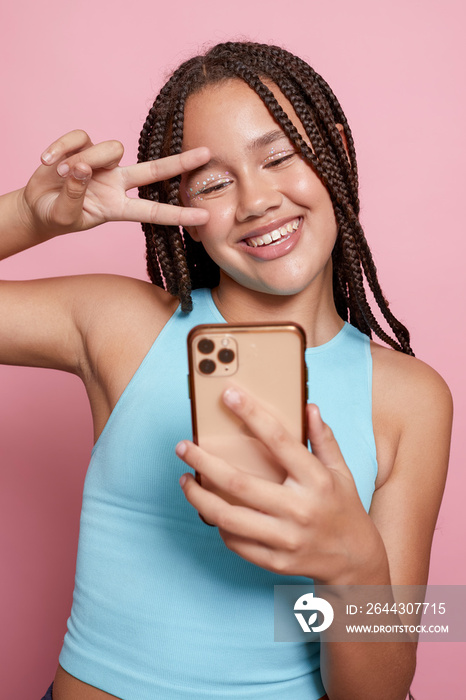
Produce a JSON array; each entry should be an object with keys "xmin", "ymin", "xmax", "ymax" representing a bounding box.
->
[
  {"xmin": 176, "ymin": 355, "xmax": 452, "ymax": 700},
  {"xmin": 318, "ymin": 354, "xmax": 452, "ymax": 699},
  {"xmin": 0, "ymin": 130, "xmax": 210, "ymax": 371},
  {"xmin": 1, "ymin": 130, "xmax": 210, "ymax": 258}
]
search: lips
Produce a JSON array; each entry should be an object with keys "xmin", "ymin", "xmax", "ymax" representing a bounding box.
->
[
  {"xmin": 239, "ymin": 216, "xmax": 303, "ymax": 261},
  {"xmin": 244, "ymin": 217, "xmax": 301, "ymax": 248}
]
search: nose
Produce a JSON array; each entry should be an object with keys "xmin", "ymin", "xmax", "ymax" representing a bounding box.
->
[{"xmin": 235, "ymin": 172, "xmax": 282, "ymax": 222}]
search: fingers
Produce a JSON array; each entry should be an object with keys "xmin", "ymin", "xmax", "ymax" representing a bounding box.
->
[
  {"xmin": 122, "ymin": 197, "xmax": 209, "ymax": 226},
  {"xmin": 123, "ymin": 147, "xmax": 210, "ymax": 189},
  {"xmin": 41, "ymin": 131, "xmax": 125, "ymax": 179},
  {"xmin": 40, "ymin": 134, "xmax": 209, "ymax": 188},
  {"xmin": 121, "ymin": 148, "xmax": 211, "ymax": 225},
  {"xmin": 41, "ymin": 129, "xmax": 94, "ymax": 165},
  {"xmin": 51, "ymin": 165, "xmax": 93, "ymax": 227},
  {"xmin": 56, "ymin": 140, "xmax": 125, "ymax": 177},
  {"xmin": 179, "ymin": 471, "xmax": 283, "ymax": 548},
  {"xmin": 306, "ymin": 404, "xmax": 348, "ymax": 474},
  {"xmin": 176, "ymin": 439, "xmax": 286, "ymax": 515},
  {"xmin": 221, "ymin": 387, "xmax": 321, "ymax": 483}
]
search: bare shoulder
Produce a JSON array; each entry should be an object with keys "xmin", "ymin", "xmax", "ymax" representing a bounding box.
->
[
  {"xmin": 74, "ymin": 273, "xmax": 179, "ymax": 373},
  {"xmin": 371, "ymin": 341, "xmax": 452, "ymax": 408},
  {"xmin": 73, "ymin": 273, "xmax": 177, "ymax": 326},
  {"xmin": 371, "ymin": 341, "xmax": 453, "ymax": 488},
  {"xmin": 72, "ymin": 274, "xmax": 180, "ymax": 440}
]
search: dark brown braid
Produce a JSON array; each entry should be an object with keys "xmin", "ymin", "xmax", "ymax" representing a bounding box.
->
[{"xmin": 138, "ymin": 41, "xmax": 413, "ymax": 354}]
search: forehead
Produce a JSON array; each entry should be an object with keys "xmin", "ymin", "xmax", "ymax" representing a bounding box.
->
[{"xmin": 181, "ymin": 78, "xmax": 308, "ymax": 153}]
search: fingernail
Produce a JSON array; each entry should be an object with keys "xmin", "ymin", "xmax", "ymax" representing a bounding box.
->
[
  {"xmin": 223, "ymin": 387, "xmax": 242, "ymax": 407},
  {"xmin": 179, "ymin": 474, "xmax": 188, "ymax": 487},
  {"xmin": 73, "ymin": 166, "xmax": 89, "ymax": 181},
  {"xmin": 310, "ymin": 404, "xmax": 323, "ymax": 425},
  {"xmin": 41, "ymin": 151, "xmax": 53, "ymax": 164},
  {"xmin": 57, "ymin": 163, "xmax": 70, "ymax": 177},
  {"xmin": 175, "ymin": 441, "xmax": 187, "ymax": 457}
]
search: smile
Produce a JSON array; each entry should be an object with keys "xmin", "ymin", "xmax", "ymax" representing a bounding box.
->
[{"xmin": 245, "ymin": 218, "xmax": 301, "ymax": 248}]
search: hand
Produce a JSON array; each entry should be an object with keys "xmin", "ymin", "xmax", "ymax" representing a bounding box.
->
[
  {"xmin": 20, "ymin": 129, "xmax": 210, "ymax": 241},
  {"xmin": 177, "ymin": 387, "xmax": 388, "ymax": 584}
]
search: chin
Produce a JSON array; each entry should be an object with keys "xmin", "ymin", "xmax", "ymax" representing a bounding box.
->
[{"xmin": 243, "ymin": 278, "xmax": 314, "ymax": 298}]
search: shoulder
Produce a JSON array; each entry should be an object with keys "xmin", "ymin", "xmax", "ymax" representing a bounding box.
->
[
  {"xmin": 370, "ymin": 341, "xmax": 453, "ymax": 488},
  {"xmin": 73, "ymin": 275, "xmax": 180, "ymax": 437},
  {"xmin": 72, "ymin": 273, "xmax": 178, "ymax": 331},
  {"xmin": 371, "ymin": 342, "xmax": 452, "ymax": 413},
  {"xmin": 72, "ymin": 274, "xmax": 179, "ymax": 379}
]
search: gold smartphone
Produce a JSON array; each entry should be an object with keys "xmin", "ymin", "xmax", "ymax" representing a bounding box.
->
[{"xmin": 187, "ymin": 323, "xmax": 308, "ymax": 501}]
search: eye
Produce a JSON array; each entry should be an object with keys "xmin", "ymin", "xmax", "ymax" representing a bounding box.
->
[
  {"xmin": 187, "ymin": 175, "xmax": 233, "ymax": 201},
  {"xmin": 263, "ymin": 150, "xmax": 297, "ymax": 168},
  {"xmin": 199, "ymin": 179, "xmax": 231, "ymax": 195}
]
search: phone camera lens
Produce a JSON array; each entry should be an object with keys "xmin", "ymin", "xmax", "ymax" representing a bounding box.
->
[
  {"xmin": 198, "ymin": 338, "xmax": 215, "ymax": 354},
  {"xmin": 218, "ymin": 348, "xmax": 235, "ymax": 364},
  {"xmin": 199, "ymin": 359, "xmax": 216, "ymax": 374}
]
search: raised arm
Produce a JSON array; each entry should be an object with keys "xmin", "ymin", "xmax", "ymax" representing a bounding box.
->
[
  {"xmin": 0, "ymin": 130, "xmax": 210, "ymax": 372},
  {"xmin": 1, "ymin": 129, "xmax": 210, "ymax": 258}
]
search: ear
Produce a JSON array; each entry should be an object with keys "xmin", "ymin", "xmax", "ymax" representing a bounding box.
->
[{"xmin": 336, "ymin": 123, "xmax": 351, "ymax": 165}]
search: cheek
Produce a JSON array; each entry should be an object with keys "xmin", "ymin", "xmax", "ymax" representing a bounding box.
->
[
  {"xmin": 292, "ymin": 170, "xmax": 329, "ymax": 205},
  {"xmin": 195, "ymin": 202, "xmax": 236, "ymax": 242}
]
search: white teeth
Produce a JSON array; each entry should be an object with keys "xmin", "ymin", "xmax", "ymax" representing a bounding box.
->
[{"xmin": 245, "ymin": 218, "xmax": 300, "ymax": 248}]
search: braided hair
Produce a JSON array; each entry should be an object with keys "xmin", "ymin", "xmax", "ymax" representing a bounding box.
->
[{"xmin": 138, "ymin": 41, "xmax": 413, "ymax": 355}]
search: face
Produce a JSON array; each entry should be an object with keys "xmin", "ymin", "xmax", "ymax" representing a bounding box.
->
[{"xmin": 180, "ymin": 79, "xmax": 338, "ymax": 298}]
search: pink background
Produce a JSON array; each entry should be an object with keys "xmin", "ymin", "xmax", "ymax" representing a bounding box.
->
[{"xmin": 1, "ymin": 1, "xmax": 464, "ymax": 697}]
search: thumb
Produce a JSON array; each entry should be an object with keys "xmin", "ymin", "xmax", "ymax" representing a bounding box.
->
[
  {"xmin": 307, "ymin": 404, "xmax": 349, "ymax": 474},
  {"xmin": 52, "ymin": 163, "xmax": 92, "ymax": 228}
]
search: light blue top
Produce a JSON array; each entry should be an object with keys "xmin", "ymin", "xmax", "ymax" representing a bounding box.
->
[{"xmin": 59, "ymin": 288, "xmax": 377, "ymax": 699}]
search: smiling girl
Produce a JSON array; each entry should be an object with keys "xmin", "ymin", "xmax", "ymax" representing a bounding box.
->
[{"xmin": 0, "ymin": 42, "xmax": 451, "ymax": 700}]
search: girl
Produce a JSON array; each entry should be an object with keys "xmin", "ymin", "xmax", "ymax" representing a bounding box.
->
[{"xmin": 1, "ymin": 41, "xmax": 451, "ymax": 700}]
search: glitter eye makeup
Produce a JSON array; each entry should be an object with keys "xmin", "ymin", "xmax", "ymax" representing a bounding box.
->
[
  {"xmin": 185, "ymin": 172, "xmax": 232, "ymax": 202},
  {"xmin": 263, "ymin": 147, "xmax": 297, "ymax": 166}
]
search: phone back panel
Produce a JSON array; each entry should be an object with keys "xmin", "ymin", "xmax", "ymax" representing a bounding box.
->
[{"xmin": 187, "ymin": 323, "xmax": 307, "ymax": 487}]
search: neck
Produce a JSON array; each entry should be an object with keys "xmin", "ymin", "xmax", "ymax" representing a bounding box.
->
[{"xmin": 212, "ymin": 270, "xmax": 344, "ymax": 348}]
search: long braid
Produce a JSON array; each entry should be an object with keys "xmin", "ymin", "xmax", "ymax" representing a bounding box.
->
[
  {"xmin": 138, "ymin": 87, "xmax": 173, "ymax": 289},
  {"xmin": 138, "ymin": 41, "xmax": 414, "ymax": 354},
  {"xmin": 164, "ymin": 85, "xmax": 193, "ymax": 309}
]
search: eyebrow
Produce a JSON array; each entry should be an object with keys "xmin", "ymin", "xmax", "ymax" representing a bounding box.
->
[
  {"xmin": 184, "ymin": 130, "xmax": 291, "ymax": 183},
  {"xmin": 247, "ymin": 129, "xmax": 290, "ymax": 152}
]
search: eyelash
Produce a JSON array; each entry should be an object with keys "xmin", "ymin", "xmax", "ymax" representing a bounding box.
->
[
  {"xmin": 189, "ymin": 177, "xmax": 232, "ymax": 199},
  {"xmin": 264, "ymin": 151, "xmax": 296, "ymax": 168}
]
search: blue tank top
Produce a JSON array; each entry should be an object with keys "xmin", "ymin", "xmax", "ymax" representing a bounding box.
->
[{"xmin": 59, "ymin": 288, "xmax": 377, "ymax": 699}]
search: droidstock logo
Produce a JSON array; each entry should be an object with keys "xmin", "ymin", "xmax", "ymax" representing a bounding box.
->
[{"xmin": 294, "ymin": 592, "xmax": 334, "ymax": 633}]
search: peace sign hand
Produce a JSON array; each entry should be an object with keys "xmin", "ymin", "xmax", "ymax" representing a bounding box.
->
[
  {"xmin": 21, "ymin": 129, "xmax": 210, "ymax": 242},
  {"xmin": 177, "ymin": 387, "xmax": 388, "ymax": 586}
]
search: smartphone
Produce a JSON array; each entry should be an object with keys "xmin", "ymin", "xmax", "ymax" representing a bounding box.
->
[{"xmin": 187, "ymin": 323, "xmax": 307, "ymax": 502}]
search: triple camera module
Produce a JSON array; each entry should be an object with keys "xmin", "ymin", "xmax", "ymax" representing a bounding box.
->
[{"xmin": 197, "ymin": 336, "xmax": 238, "ymax": 376}]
